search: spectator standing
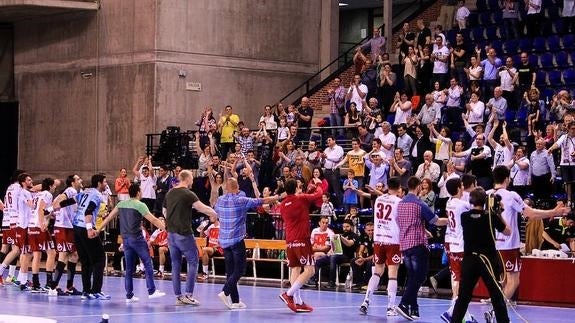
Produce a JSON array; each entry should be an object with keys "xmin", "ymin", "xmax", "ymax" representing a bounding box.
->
[
  {"xmin": 455, "ymin": 0, "xmax": 470, "ymax": 29},
  {"xmin": 322, "ymin": 136, "xmax": 345, "ymax": 207},
  {"xmin": 327, "ymin": 77, "xmax": 347, "ymax": 137},
  {"xmin": 115, "ymin": 168, "xmax": 130, "ymax": 201},
  {"xmin": 525, "ymin": 0, "xmax": 543, "ymax": 37},
  {"xmin": 217, "ymin": 105, "xmax": 240, "ymax": 159},
  {"xmin": 529, "ymin": 138, "xmax": 556, "ymax": 200},
  {"xmin": 360, "ymin": 27, "xmax": 387, "ymax": 62},
  {"xmin": 501, "ymin": 0, "xmax": 520, "ymax": 39},
  {"xmin": 431, "ymin": 36, "xmax": 450, "ymax": 89}
]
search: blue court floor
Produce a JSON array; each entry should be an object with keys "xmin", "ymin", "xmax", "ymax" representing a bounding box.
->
[{"xmin": 0, "ymin": 276, "xmax": 572, "ymax": 323}]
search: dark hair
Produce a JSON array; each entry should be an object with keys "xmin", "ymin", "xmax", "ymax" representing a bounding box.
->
[
  {"xmin": 284, "ymin": 178, "xmax": 297, "ymax": 195},
  {"xmin": 387, "ymin": 177, "xmax": 401, "ymax": 191},
  {"xmin": 343, "ymin": 219, "xmax": 355, "ymax": 226},
  {"xmin": 10, "ymin": 169, "xmax": 25, "ymax": 183},
  {"xmin": 41, "ymin": 178, "xmax": 55, "ymax": 191},
  {"xmin": 461, "ymin": 174, "xmax": 476, "ymax": 190},
  {"xmin": 17, "ymin": 173, "xmax": 31, "ymax": 185},
  {"xmin": 65, "ymin": 174, "xmax": 77, "ymax": 187},
  {"xmin": 313, "ymin": 167, "xmax": 324, "ymax": 180},
  {"xmin": 469, "ymin": 187, "xmax": 487, "ymax": 207},
  {"xmin": 446, "ymin": 178, "xmax": 462, "ymax": 196},
  {"xmin": 492, "ymin": 165, "xmax": 510, "ymax": 185},
  {"xmin": 407, "ymin": 176, "xmax": 421, "ymax": 190},
  {"xmin": 128, "ymin": 183, "xmax": 141, "ymax": 198},
  {"xmin": 91, "ymin": 174, "xmax": 106, "ymax": 188}
]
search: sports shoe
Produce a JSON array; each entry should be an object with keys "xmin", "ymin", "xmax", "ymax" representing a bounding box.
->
[
  {"xmin": 154, "ymin": 271, "xmax": 164, "ymax": 279},
  {"xmin": 295, "ymin": 302, "xmax": 313, "ymax": 312},
  {"xmin": 126, "ymin": 296, "xmax": 139, "ymax": 303},
  {"xmin": 395, "ymin": 304, "xmax": 414, "ymax": 321},
  {"xmin": 279, "ymin": 292, "xmax": 298, "ymax": 313},
  {"xmin": 81, "ymin": 293, "xmax": 95, "ymax": 300},
  {"xmin": 359, "ymin": 300, "xmax": 369, "ymax": 315},
  {"xmin": 230, "ymin": 301, "xmax": 247, "ymax": 309},
  {"xmin": 465, "ymin": 313, "xmax": 479, "ymax": 323},
  {"xmin": 196, "ymin": 273, "xmax": 208, "ymax": 281},
  {"xmin": 218, "ymin": 291, "xmax": 232, "ymax": 309},
  {"xmin": 387, "ymin": 307, "xmax": 397, "ymax": 316},
  {"xmin": 430, "ymin": 276, "xmax": 438, "ymax": 294},
  {"xmin": 441, "ymin": 310, "xmax": 452, "ymax": 323},
  {"xmin": 5, "ymin": 275, "xmax": 15, "ymax": 284},
  {"xmin": 175, "ymin": 295, "xmax": 200, "ymax": 306},
  {"xmin": 148, "ymin": 290, "xmax": 166, "ymax": 299},
  {"xmin": 0, "ymin": 275, "xmax": 4, "ymax": 286},
  {"xmin": 56, "ymin": 288, "xmax": 68, "ymax": 296},
  {"xmin": 66, "ymin": 287, "xmax": 83, "ymax": 296},
  {"xmin": 94, "ymin": 292, "xmax": 111, "ymax": 300},
  {"xmin": 411, "ymin": 307, "xmax": 420, "ymax": 319},
  {"xmin": 47, "ymin": 288, "xmax": 58, "ymax": 296}
]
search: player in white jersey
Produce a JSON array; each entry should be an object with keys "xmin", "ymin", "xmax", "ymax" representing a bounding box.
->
[
  {"xmin": 460, "ymin": 174, "xmax": 477, "ymax": 203},
  {"xmin": 360, "ymin": 177, "xmax": 402, "ymax": 316},
  {"xmin": 0, "ymin": 170, "xmax": 25, "ymax": 284},
  {"xmin": 487, "ymin": 166, "xmax": 569, "ymax": 306},
  {"xmin": 49, "ymin": 174, "xmax": 83, "ymax": 296},
  {"xmin": 28, "ymin": 178, "xmax": 58, "ymax": 292},
  {"xmin": 14, "ymin": 173, "xmax": 35, "ymax": 290},
  {"xmin": 441, "ymin": 178, "xmax": 476, "ymax": 323}
]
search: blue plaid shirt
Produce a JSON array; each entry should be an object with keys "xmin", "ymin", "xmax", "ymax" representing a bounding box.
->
[{"xmin": 215, "ymin": 191, "xmax": 262, "ymax": 248}]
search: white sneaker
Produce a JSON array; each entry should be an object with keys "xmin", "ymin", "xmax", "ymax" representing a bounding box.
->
[
  {"xmin": 47, "ymin": 288, "xmax": 58, "ymax": 297},
  {"xmin": 387, "ymin": 307, "xmax": 397, "ymax": 316},
  {"xmin": 218, "ymin": 291, "xmax": 232, "ymax": 309},
  {"xmin": 230, "ymin": 301, "xmax": 247, "ymax": 309},
  {"xmin": 126, "ymin": 296, "xmax": 139, "ymax": 303},
  {"xmin": 148, "ymin": 290, "xmax": 166, "ymax": 299}
]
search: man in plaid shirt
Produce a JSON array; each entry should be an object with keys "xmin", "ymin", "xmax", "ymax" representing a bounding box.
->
[{"xmin": 395, "ymin": 176, "xmax": 448, "ymax": 321}]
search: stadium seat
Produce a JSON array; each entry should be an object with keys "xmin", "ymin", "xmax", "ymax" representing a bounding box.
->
[
  {"xmin": 467, "ymin": 13, "xmax": 479, "ymax": 28},
  {"xmin": 488, "ymin": 0, "xmax": 500, "ymax": 10},
  {"xmin": 479, "ymin": 12, "xmax": 492, "ymax": 26},
  {"xmin": 553, "ymin": 20, "xmax": 565, "ymax": 35},
  {"xmin": 447, "ymin": 29, "xmax": 458, "ymax": 46},
  {"xmin": 547, "ymin": 35, "xmax": 561, "ymax": 51},
  {"xmin": 493, "ymin": 11, "xmax": 503, "ymax": 24},
  {"xmin": 563, "ymin": 34, "xmax": 575, "ymax": 50},
  {"xmin": 546, "ymin": 6, "xmax": 560, "ymax": 20},
  {"xmin": 563, "ymin": 68, "xmax": 575, "ymax": 85},
  {"xmin": 556, "ymin": 51, "xmax": 570, "ymax": 67},
  {"xmin": 532, "ymin": 37, "xmax": 547, "ymax": 52},
  {"xmin": 490, "ymin": 40, "xmax": 502, "ymax": 55},
  {"xmin": 503, "ymin": 39, "xmax": 518, "ymax": 54},
  {"xmin": 540, "ymin": 53, "xmax": 554, "ymax": 69},
  {"xmin": 548, "ymin": 70, "xmax": 562, "ymax": 85},
  {"xmin": 528, "ymin": 54, "xmax": 538, "ymax": 67},
  {"xmin": 535, "ymin": 70, "xmax": 547, "ymax": 88},
  {"xmin": 486, "ymin": 26, "xmax": 499, "ymax": 40},
  {"xmin": 472, "ymin": 26, "xmax": 485, "ymax": 42},
  {"xmin": 476, "ymin": 0, "xmax": 488, "ymax": 11},
  {"xmin": 518, "ymin": 38, "xmax": 532, "ymax": 53},
  {"xmin": 541, "ymin": 88, "xmax": 554, "ymax": 102}
]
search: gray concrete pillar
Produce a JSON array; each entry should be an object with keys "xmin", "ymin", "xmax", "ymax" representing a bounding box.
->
[{"xmin": 319, "ymin": 0, "xmax": 339, "ymax": 79}]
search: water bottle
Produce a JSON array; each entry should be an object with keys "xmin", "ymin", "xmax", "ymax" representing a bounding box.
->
[
  {"xmin": 254, "ymin": 243, "xmax": 260, "ymax": 259},
  {"xmin": 345, "ymin": 272, "xmax": 352, "ymax": 289},
  {"xmin": 100, "ymin": 314, "xmax": 110, "ymax": 323}
]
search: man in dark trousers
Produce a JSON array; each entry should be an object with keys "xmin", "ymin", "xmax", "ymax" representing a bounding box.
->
[{"xmin": 450, "ymin": 187, "xmax": 510, "ymax": 323}]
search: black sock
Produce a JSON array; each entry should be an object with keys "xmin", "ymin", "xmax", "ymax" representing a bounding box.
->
[
  {"xmin": 66, "ymin": 261, "xmax": 77, "ymax": 289},
  {"xmin": 46, "ymin": 271, "xmax": 53, "ymax": 287},
  {"xmin": 32, "ymin": 273, "xmax": 40, "ymax": 288},
  {"xmin": 0, "ymin": 252, "xmax": 6, "ymax": 264},
  {"xmin": 10, "ymin": 257, "xmax": 17, "ymax": 266},
  {"xmin": 52, "ymin": 261, "xmax": 66, "ymax": 289}
]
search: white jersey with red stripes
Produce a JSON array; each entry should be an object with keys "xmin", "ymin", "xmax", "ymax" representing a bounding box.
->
[
  {"xmin": 2, "ymin": 183, "xmax": 21, "ymax": 227},
  {"xmin": 444, "ymin": 197, "xmax": 470, "ymax": 253},
  {"xmin": 30, "ymin": 190, "xmax": 53, "ymax": 228},
  {"xmin": 373, "ymin": 193, "xmax": 402, "ymax": 244}
]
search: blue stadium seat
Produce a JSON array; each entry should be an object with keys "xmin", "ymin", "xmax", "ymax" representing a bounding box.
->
[
  {"xmin": 540, "ymin": 53, "xmax": 554, "ymax": 69},
  {"xmin": 476, "ymin": 0, "xmax": 488, "ymax": 11},
  {"xmin": 493, "ymin": 11, "xmax": 503, "ymax": 24},
  {"xmin": 467, "ymin": 13, "xmax": 479, "ymax": 28},
  {"xmin": 518, "ymin": 38, "xmax": 532, "ymax": 53},
  {"xmin": 486, "ymin": 26, "xmax": 499, "ymax": 40},
  {"xmin": 488, "ymin": 0, "xmax": 500, "ymax": 10},
  {"xmin": 535, "ymin": 70, "xmax": 548, "ymax": 88},
  {"xmin": 547, "ymin": 35, "xmax": 561, "ymax": 51},
  {"xmin": 546, "ymin": 6, "xmax": 561, "ymax": 20},
  {"xmin": 548, "ymin": 70, "xmax": 563, "ymax": 85},
  {"xmin": 490, "ymin": 40, "xmax": 502, "ymax": 55},
  {"xmin": 472, "ymin": 27, "xmax": 485, "ymax": 42},
  {"xmin": 503, "ymin": 39, "xmax": 518, "ymax": 54},
  {"xmin": 479, "ymin": 12, "xmax": 492, "ymax": 26},
  {"xmin": 553, "ymin": 20, "xmax": 565, "ymax": 34},
  {"xmin": 541, "ymin": 88, "xmax": 554, "ymax": 101},
  {"xmin": 563, "ymin": 34, "xmax": 575, "ymax": 50},
  {"xmin": 532, "ymin": 37, "xmax": 547, "ymax": 52},
  {"xmin": 563, "ymin": 68, "xmax": 575, "ymax": 85},
  {"xmin": 556, "ymin": 51, "xmax": 570, "ymax": 67},
  {"xmin": 447, "ymin": 29, "xmax": 458, "ymax": 46},
  {"xmin": 528, "ymin": 54, "xmax": 538, "ymax": 67}
]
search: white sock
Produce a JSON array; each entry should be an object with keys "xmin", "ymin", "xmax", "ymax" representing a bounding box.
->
[
  {"xmin": 294, "ymin": 289, "xmax": 303, "ymax": 305},
  {"xmin": 287, "ymin": 280, "xmax": 303, "ymax": 297},
  {"xmin": 0, "ymin": 263, "xmax": 6, "ymax": 275},
  {"xmin": 8, "ymin": 265, "xmax": 16, "ymax": 277},
  {"xmin": 464, "ymin": 310, "xmax": 473, "ymax": 321},
  {"xmin": 387, "ymin": 278, "xmax": 398, "ymax": 308},
  {"xmin": 447, "ymin": 297, "xmax": 456, "ymax": 315},
  {"xmin": 202, "ymin": 265, "xmax": 208, "ymax": 274},
  {"xmin": 17, "ymin": 272, "xmax": 26, "ymax": 283},
  {"xmin": 159, "ymin": 265, "xmax": 165, "ymax": 273},
  {"xmin": 365, "ymin": 274, "xmax": 380, "ymax": 301}
]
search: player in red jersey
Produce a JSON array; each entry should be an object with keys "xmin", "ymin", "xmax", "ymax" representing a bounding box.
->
[{"xmin": 278, "ymin": 179, "xmax": 323, "ymax": 313}]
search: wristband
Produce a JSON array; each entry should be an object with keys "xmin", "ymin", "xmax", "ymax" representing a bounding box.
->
[
  {"xmin": 45, "ymin": 206, "xmax": 54, "ymax": 213},
  {"xmin": 86, "ymin": 223, "xmax": 93, "ymax": 230}
]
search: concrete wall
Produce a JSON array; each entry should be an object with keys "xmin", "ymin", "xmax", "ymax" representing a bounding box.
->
[{"xmin": 12, "ymin": 0, "xmax": 328, "ymax": 180}]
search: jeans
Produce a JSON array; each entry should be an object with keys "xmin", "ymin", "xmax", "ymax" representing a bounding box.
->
[
  {"xmin": 168, "ymin": 233, "xmax": 199, "ymax": 296},
  {"xmin": 324, "ymin": 169, "xmax": 342, "ymax": 208},
  {"xmin": 222, "ymin": 240, "xmax": 246, "ymax": 303},
  {"xmin": 400, "ymin": 245, "xmax": 429, "ymax": 311},
  {"xmin": 329, "ymin": 113, "xmax": 344, "ymax": 137},
  {"xmin": 123, "ymin": 235, "xmax": 156, "ymax": 299},
  {"xmin": 73, "ymin": 226, "xmax": 105, "ymax": 294},
  {"xmin": 350, "ymin": 257, "xmax": 373, "ymax": 286}
]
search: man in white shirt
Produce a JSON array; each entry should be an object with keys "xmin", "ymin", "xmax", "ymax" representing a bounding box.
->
[
  {"xmin": 525, "ymin": 0, "xmax": 542, "ymax": 37},
  {"xmin": 378, "ymin": 122, "xmax": 396, "ymax": 161},
  {"xmin": 432, "ymin": 36, "xmax": 450, "ymax": 89},
  {"xmin": 415, "ymin": 151, "xmax": 441, "ymax": 183},
  {"xmin": 506, "ymin": 146, "xmax": 530, "ymax": 198},
  {"xmin": 133, "ymin": 157, "xmax": 157, "ymax": 216},
  {"xmin": 487, "ymin": 120, "xmax": 514, "ymax": 169},
  {"xmin": 322, "ymin": 136, "xmax": 344, "ymax": 207},
  {"xmin": 306, "ymin": 216, "xmax": 336, "ymax": 287},
  {"xmin": 346, "ymin": 74, "xmax": 368, "ymax": 113},
  {"xmin": 547, "ymin": 122, "xmax": 575, "ymax": 204}
]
